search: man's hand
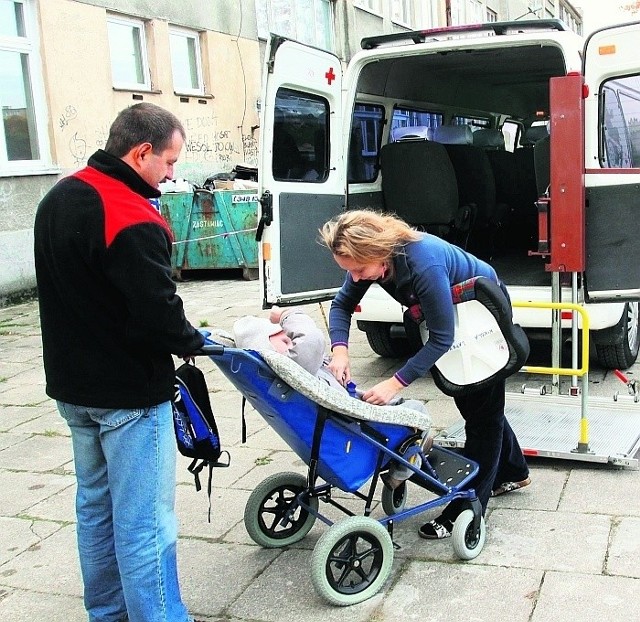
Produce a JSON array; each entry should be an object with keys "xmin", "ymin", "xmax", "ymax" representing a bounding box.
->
[
  {"xmin": 362, "ymin": 376, "xmax": 403, "ymax": 405},
  {"xmin": 327, "ymin": 345, "xmax": 351, "ymax": 386}
]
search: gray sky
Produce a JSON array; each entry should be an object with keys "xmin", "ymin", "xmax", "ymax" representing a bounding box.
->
[{"xmin": 576, "ymin": 0, "xmax": 639, "ymax": 35}]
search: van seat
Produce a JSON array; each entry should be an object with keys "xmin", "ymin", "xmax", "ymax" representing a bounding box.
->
[
  {"xmin": 512, "ymin": 125, "xmax": 550, "ymax": 249},
  {"xmin": 380, "ymin": 140, "xmax": 471, "ymax": 246},
  {"xmin": 472, "ymin": 128, "xmax": 520, "ymax": 204},
  {"xmin": 533, "ymin": 134, "xmax": 550, "ymax": 197},
  {"xmin": 472, "ymin": 129, "xmax": 526, "ymax": 250},
  {"xmin": 514, "ymin": 124, "xmax": 550, "ymax": 203},
  {"xmin": 472, "ymin": 128, "xmax": 506, "ymax": 150},
  {"xmin": 431, "ymin": 125, "xmax": 473, "ymax": 145},
  {"xmin": 432, "ymin": 125, "xmax": 500, "ymax": 259},
  {"xmin": 520, "ymin": 124, "xmax": 549, "ymax": 146}
]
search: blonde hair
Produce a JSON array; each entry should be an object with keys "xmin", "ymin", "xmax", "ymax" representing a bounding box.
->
[{"xmin": 319, "ymin": 209, "xmax": 420, "ymax": 263}]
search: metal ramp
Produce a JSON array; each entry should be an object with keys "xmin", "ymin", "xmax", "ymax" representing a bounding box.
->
[{"xmin": 434, "ymin": 392, "xmax": 640, "ymax": 469}]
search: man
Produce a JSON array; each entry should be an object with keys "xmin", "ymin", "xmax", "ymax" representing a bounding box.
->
[{"xmin": 34, "ymin": 103, "xmax": 204, "ymax": 622}]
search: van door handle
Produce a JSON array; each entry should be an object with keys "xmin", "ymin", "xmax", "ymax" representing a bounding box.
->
[{"xmin": 255, "ymin": 190, "xmax": 273, "ymax": 241}]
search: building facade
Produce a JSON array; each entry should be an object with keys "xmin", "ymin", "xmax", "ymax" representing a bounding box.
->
[{"xmin": 0, "ymin": 0, "xmax": 582, "ymax": 301}]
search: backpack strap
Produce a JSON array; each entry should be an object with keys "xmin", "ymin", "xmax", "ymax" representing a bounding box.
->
[
  {"xmin": 188, "ymin": 458, "xmax": 205, "ymax": 492},
  {"xmin": 188, "ymin": 451, "xmax": 230, "ymax": 523}
]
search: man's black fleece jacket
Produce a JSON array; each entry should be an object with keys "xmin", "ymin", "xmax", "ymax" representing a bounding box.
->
[{"xmin": 34, "ymin": 150, "xmax": 205, "ymax": 408}]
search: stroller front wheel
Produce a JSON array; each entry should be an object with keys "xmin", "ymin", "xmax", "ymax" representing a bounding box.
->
[
  {"xmin": 311, "ymin": 516, "xmax": 394, "ymax": 606},
  {"xmin": 380, "ymin": 481, "xmax": 408, "ymax": 515},
  {"xmin": 451, "ymin": 508, "xmax": 486, "ymax": 560},
  {"xmin": 244, "ymin": 471, "xmax": 318, "ymax": 548}
]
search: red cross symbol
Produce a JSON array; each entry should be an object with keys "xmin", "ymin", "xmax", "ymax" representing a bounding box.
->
[{"xmin": 325, "ymin": 67, "xmax": 336, "ymax": 85}]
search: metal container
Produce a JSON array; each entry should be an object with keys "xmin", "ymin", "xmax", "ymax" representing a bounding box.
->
[{"xmin": 160, "ymin": 189, "xmax": 259, "ymax": 280}]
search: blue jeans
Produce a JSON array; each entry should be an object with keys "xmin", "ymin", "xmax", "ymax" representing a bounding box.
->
[{"xmin": 57, "ymin": 401, "xmax": 190, "ymax": 622}]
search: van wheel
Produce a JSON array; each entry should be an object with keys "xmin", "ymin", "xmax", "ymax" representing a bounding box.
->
[
  {"xmin": 361, "ymin": 322, "xmax": 415, "ymax": 358},
  {"xmin": 594, "ymin": 302, "xmax": 640, "ymax": 370}
]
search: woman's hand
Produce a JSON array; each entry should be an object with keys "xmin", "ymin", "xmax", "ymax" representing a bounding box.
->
[
  {"xmin": 362, "ymin": 376, "xmax": 403, "ymax": 405},
  {"xmin": 328, "ymin": 345, "xmax": 351, "ymax": 386}
]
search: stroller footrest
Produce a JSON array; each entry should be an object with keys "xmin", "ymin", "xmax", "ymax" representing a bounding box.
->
[{"xmin": 422, "ymin": 446, "xmax": 475, "ymax": 489}]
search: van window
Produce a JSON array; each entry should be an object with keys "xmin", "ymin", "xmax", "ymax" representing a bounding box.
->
[
  {"xmin": 349, "ymin": 103, "xmax": 385, "ymax": 183},
  {"xmin": 452, "ymin": 115, "xmax": 490, "ymax": 131},
  {"xmin": 601, "ymin": 75, "xmax": 640, "ymax": 168},
  {"xmin": 390, "ymin": 106, "xmax": 443, "ymax": 142},
  {"xmin": 273, "ymin": 87, "xmax": 329, "ymax": 182}
]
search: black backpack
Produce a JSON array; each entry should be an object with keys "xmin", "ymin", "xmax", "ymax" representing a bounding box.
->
[{"xmin": 173, "ymin": 362, "xmax": 230, "ymax": 520}]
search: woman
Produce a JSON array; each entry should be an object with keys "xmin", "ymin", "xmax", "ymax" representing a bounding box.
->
[{"xmin": 320, "ymin": 209, "xmax": 530, "ymax": 540}]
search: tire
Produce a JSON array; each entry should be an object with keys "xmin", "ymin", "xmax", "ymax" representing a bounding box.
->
[
  {"xmin": 244, "ymin": 472, "xmax": 318, "ymax": 548},
  {"xmin": 361, "ymin": 321, "xmax": 415, "ymax": 358},
  {"xmin": 310, "ymin": 516, "xmax": 394, "ymax": 606},
  {"xmin": 380, "ymin": 481, "xmax": 408, "ymax": 515},
  {"xmin": 451, "ymin": 509, "xmax": 486, "ymax": 560},
  {"xmin": 594, "ymin": 302, "xmax": 640, "ymax": 370}
]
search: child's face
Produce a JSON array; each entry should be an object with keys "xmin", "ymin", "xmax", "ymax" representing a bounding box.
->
[{"xmin": 269, "ymin": 331, "xmax": 293, "ymax": 354}]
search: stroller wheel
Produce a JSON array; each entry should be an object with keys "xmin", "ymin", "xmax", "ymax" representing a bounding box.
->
[
  {"xmin": 311, "ymin": 516, "xmax": 394, "ymax": 606},
  {"xmin": 451, "ymin": 508, "xmax": 486, "ymax": 560},
  {"xmin": 244, "ymin": 472, "xmax": 318, "ymax": 548},
  {"xmin": 380, "ymin": 481, "xmax": 408, "ymax": 515}
]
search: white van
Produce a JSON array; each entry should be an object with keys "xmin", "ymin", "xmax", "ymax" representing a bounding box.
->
[{"xmin": 256, "ymin": 19, "xmax": 640, "ymax": 370}]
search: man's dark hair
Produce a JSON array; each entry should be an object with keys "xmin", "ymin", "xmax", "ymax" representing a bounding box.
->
[{"xmin": 104, "ymin": 103, "xmax": 186, "ymax": 157}]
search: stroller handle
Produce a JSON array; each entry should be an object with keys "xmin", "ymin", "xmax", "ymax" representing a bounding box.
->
[{"xmin": 193, "ymin": 344, "xmax": 225, "ymax": 356}]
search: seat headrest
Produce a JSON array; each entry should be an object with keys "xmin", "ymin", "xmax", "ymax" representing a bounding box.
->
[
  {"xmin": 521, "ymin": 124, "xmax": 549, "ymax": 146},
  {"xmin": 431, "ymin": 125, "xmax": 473, "ymax": 145},
  {"xmin": 472, "ymin": 128, "xmax": 506, "ymax": 150},
  {"xmin": 391, "ymin": 125, "xmax": 432, "ymax": 142}
]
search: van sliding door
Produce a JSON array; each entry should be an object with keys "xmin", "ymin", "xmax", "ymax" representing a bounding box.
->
[{"xmin": 258, "ymin": 36, "xmax": 346, "ymax": 307}]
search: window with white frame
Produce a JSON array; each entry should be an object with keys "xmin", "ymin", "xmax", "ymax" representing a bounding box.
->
[
  {"xmin": 255, "ymin": 0, "xmax": 334, "ymax": 51},
  {"xmin": 169, "ymin": 26, "xmax": 204, "ymax": 95},
  {"xmin": 0, "ymin": 0, "xmax": 49, "ymax": 171},
  {"xmin": 353, "ymin": 0, "xmax": 382, "ymax": 15},
  {"xmin": 450, "ymin": 0, "xmax": 484, "ymax": 25},
  {"xmin": 391, "ymin": 0, "xmax": 413, "ymax": 26},
  {"xmin": 107, "ymin": 14, "xmax": 150, "ymax": 90}
]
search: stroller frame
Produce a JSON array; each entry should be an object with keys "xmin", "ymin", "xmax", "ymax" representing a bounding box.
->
[{"xmin": 199, "ymin": 342, "xmax": 486, "ymax": 606}]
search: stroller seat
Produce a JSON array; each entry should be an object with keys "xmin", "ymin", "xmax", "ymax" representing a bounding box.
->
[{"xmin": 260, "ymin": 349, "xmax": 432, "ymax": 431}]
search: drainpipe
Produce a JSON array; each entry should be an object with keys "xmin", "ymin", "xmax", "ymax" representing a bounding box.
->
[{"xmin": 445, "ymin": 0, "xmax": 452, "ymax": 26}]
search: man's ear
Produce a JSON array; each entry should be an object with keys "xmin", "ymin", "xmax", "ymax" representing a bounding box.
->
[{"xmin": 125, "ymin": 142, "xmax": 153, "ymax": 169}]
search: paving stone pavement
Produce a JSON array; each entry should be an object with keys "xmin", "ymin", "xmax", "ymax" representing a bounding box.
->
[{"xmin": 1, "ymin": 271, "xmax": 639, "ymax": 622}]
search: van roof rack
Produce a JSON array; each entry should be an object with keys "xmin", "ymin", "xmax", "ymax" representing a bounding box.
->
[{"xmin": 361, "ymin": 19, "xmax": 568, "ymax": 50}]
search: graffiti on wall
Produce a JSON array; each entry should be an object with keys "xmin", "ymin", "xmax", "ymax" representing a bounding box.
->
[
  {"xmin": 181, "ymin": 116, "xmax": 259, "ymax": 168},
  {"xmin": 56, "ymin": 105, "xmax": 108, "ymax": 167},
  {"xmin": 55, "ymin": 107, "xmax": 259, "ymax": 171}
]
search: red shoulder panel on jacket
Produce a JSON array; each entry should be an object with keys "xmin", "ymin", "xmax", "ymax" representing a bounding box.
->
[{"xmin": 73, "ymin": 167, "xmax": 173, "ymax": 247}]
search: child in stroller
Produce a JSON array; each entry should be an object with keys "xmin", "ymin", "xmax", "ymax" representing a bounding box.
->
[{"xmin": 231, "ymin": 306, "xmax": 431, "ymax": 488}]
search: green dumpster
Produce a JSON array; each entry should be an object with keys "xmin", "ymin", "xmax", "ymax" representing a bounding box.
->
[{"xmin": 159, "ymin": 189, "xmax": 259, "ymax": 280}]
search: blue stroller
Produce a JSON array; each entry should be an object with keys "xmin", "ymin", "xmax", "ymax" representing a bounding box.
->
[{"xmin": 200, "ymin": 340, "xmax": 486, "ymax": 606}]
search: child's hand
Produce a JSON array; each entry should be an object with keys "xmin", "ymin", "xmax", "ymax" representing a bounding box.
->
[{"xmin": 269, "ymin": 306, "xmax": 284, "ymax": 324}]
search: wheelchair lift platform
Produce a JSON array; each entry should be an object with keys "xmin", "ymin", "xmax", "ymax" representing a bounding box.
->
[{"xmin": 434, "ymin": 392, "xmax": 640, "ymax": 469}]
